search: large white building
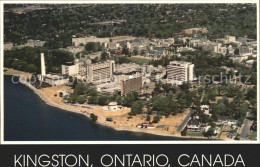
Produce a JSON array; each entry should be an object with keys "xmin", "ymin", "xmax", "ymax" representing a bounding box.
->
[
  {"xmin": 72, "ymin": 36, "xmax": 110, "ymax": 46},
  {"xmin": 44, "ymin": 74, "xmax": 68, "ymax": 86},
  {"xmin": 86, "ymin": 60, "xmax": 115, "ymax": 82},
  {"xmin": 166, "ymin": 61, "xmax": 194, "ymax": 82},
  {"xmin": 61, "ymin": 63, "xmax": 79, "ymax": 76}
]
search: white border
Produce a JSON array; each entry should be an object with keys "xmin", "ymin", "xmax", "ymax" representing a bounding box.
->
[{"xmin": 0, "ymin": 0, "xmax": 259, "ymax": 145}]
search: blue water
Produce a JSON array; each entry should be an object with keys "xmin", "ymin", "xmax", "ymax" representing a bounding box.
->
[{"xmin": 4, "ymin": 75, "xmax": 184, "ymax": 141}]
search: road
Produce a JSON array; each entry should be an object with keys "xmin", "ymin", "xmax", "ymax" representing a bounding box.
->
[
  {"xmin": 240, "ymin": 112, "xmax": 254, "ymax": 139},
  {"xmin": 177, "ymin": 108, "xmax": 194, "ymax": 132}
]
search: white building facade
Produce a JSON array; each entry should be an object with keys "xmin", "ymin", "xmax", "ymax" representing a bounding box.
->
[
  {"xmin": 61, "ymin": 64, "xmax": 79, "ymax": 76},
  {"xmin": 166, "ymin": 61, "xmax": 194, "ymax": 82}
]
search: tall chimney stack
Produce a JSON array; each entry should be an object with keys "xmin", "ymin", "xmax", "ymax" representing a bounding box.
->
[{"xmin": 41, "ymin": 53, "xmax": 46, "ymax": 77}]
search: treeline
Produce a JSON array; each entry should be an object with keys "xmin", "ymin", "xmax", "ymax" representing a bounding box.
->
[
  {"xmin": 4, "ymin": 47, "xmax": 74, "ymax": 73},
  {"xmin": 65, "ymin": 82, "xmax": 140, "ymax": 107},
  {"xmin": 4, "ymin": 4, "xmax": 256, "ymax": 48}
]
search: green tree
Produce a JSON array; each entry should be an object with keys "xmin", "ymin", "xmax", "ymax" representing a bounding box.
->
[
  {"xmin": 204, "ymin": 128, "xmax": 214, "ymax": 137},
  {"xmin": 77, "ymin": 96, "xmax": 86, "ymax": 104},
  {"xmin": 146, "ymin": 115, "xmax": 151, "ymax": 122},
  {"xmin": 234, "ymin": 48, "xmax": 239, "ymax": 55},
  {"xmin": 122, "ymin": 45, "xmax": 130, "ymax": 55},
  {"xmin": 4, "ymin": 57, "xmax": 14, "ymax": 67},
  {"xmin": 162, "ymin": 83, "xmax": 172, "ymax": 92},
  {"xmin": 74, "ymin": 83, "xmax": 87, "ymax": 95},
  {"xmin": 98, "ymin": 95, "xmax": 110, "ymax": 106},
  {"xmin": 180, "ymin": 82, "xmax": 191, "ymax": 91},
  {"xmin": 88, "ymin": 96, "xmax": 98, "ymax": 104},
  {"xmin": 217, "ymin": 85, "xmax": 226, "ymax": 96},
  {"xmin": 26, "ymin": 64, "xmax": 37, "ymax": 72},
  {"xmin": 90, "ymin": 113, "xmax": 98, "ymax": 122},
  {"xmin": 202, "ymin": 94, "xmax": 209, "ymax": 104},
  {"xmin": 66, "ymin": 93, "xmax": 79, "ymax": 103},
  {"xmin": 246, "ymin": 86, "xmax": 256, "ymax": 100},
  {"xmin": 85, "ymin": 42, "xmax": 100, "ymax": 53},
  {"xmin": 129, "ymin": 100, "xmax": 144, "ymax": 115},
  {"xmin": 16, "ymin": 60, "xmax": 28, "ymax": 71},
  {"xmin": 208, "ymin": 88, "xmax": 217, "ymax": 102},
  {"xmin": 122, "ymin": 92, "xmax": 139, "ymax": 107},
  {"xmin": 155, "ymin": 80, "xmax": 163, "ymax": 90},
  {"xmin": 152, "ymin": 115, "xmax": 162, "ymax": 123},
  {"xmin": 181, "ymin": 128, "xmax": 187, "ymax": 136},
  {"xmin": 101, "ymin": 51, "xmax": 109, "ymax": 60},
  {"xmin": 133, "ymin": 49, "xmax": 138, "ymax": 55}
]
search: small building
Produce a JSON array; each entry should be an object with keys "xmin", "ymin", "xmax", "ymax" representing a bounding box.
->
[
  {"xmin": 108, "ymin": 102, "xmax": 118, "ymax": 111},
  {"xmin": 217, "ymin": 116, "xmax": 229, "ymax": 125},
  {"xmin": 200, "ymin": 105, "xmax": 212, "ymax": 117},
  {"xmin": 44, "ymin": 74, "xmax": 68, "ymax": 86},
  {"xmin": 186, "ymin": 119, "xmax": 202, "ymax": 132},
  {"xmin": 136, "ymin": 121, "xmax": 155, "ymax": 129},
  {"xmin": 182, "ymin": 27, "xmax": 208, "ymax": 34},
  {"xmin": 245, "ymin": 60, "xmax": 255, "ymax": 68},
  {"xmin": 66, "ymin": 46, "xmax": 84, "ymax": 54},
  {"xmin": 229, "ymin": 55, "xmax": 249, "ymax": 63},
  {"xmin": 147, "ymin": 124, "xmax": 155, "ymax": 129},
  {"xmin": 213, "ymin": 127, "xmax": 221, "ymax": 135},
  {"xmin": 228, "ymin": 132, "xmax": 237, "ymax": 139},
  {"xmin": 200, "ymin": 125, "xmax": 211, "ymax": 132},
  {"xmin": 27, "ymin": 39, "xmax": 46, "ymax": 47},
  {"xmin": 227, "ymin": 119, "xmax": 238, "ymax": 126}
]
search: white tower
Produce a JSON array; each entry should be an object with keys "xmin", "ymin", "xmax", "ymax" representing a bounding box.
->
[{"xmin": 41, "ymin": 53, "xmax": 46, "ymax": 78}]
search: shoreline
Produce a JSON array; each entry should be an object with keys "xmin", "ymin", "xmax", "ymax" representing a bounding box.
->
[{"xmin": 4, "ymin": 72, "xmax": 212, "ymax": 140}]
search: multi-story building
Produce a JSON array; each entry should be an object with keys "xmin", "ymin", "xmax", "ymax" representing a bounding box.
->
[
  {"xmin": 182, "ymin": 27, "xmax": 208, "ymax": 34},
  {"xmin": 72, "ymin": 36, "xmax": 110, "ymax": 46},
  {"xmin": 10, "ymin": 39, "xmax": 46, "ymax": 49},
  {"xmin": 166, "ymin": 61, "xmax": 194, "ymax": 82},
  {"xmin": 27, "ymin": 39, "xmax": 46, "ymax": 47},
  {"xmin": 199, "ymin": 42, "xmax": 221, "ymax": 53},
  {"xmin": 239, "ymin": 46, "xmax": 253, "ymax": 56},
  {"xmin": 61, "ymin": 63, "xmax": 79, "ymax": 76},
  {"xmin": 66, "ymin": 46, "xmax": 84, "ymax": 54},
  {"xmin": 86, "ymin": 60, "xmax": 115, "ymax": 82},
  {"xmin": 120, "ymin": 76, "xmax": 142, "ymax": 96},
  {"xmin": 225, "ymin": 35, "xmax": 236, "ymax": 43},
  {"xmin": 216, "ymin": 35, "xmax": 236, "ymax": 44},
  {"xmin": 114, "ymin": 63, "xmax": 139, "ymax": 74},
  {"xmin": 108, "ymin": 42, "xmax": 120, "ymax": 50},
  {"xmin": 186, "ymin": 119, "xmax": 202, "ymax": 132}
]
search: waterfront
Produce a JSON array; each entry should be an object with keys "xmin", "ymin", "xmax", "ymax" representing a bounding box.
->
[{"xmin": 4, "ymin": 75, "xmax": 185, "ymax": 141}]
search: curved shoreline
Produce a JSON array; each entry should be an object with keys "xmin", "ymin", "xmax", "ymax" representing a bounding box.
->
[{"xmin": 5, "ymin": 74, "xmax": 212, "ymax": 140}]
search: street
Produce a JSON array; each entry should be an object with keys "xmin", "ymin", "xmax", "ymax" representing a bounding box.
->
[
  {"xmin": 240, "ymin": 112, "xmax": 254, "ymax": 139},
  {"xmin": 177, "ymin": 108, "xmax": 194, "ymax": 132}
]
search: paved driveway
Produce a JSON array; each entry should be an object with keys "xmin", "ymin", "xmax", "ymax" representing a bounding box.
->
[
  {"xmin": 177, "ymin": 108, "xmax": 194, "ymax": 132},
  {"xmin": 240, "ymin": 112, "xmax": 254, "ymax": 139}
]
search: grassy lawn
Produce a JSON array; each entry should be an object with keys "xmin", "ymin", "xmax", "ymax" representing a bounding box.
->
[
  {"xmin": 249, "ymin": 132, "xmax": 257, "ymax": 140},
  {"xmin": 187, "ymin": 131, "xmax": 204, "ymax": 137},
  {"xmin": 127, "ymin": 57, "xmax": 151, "ymax": 65}
]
